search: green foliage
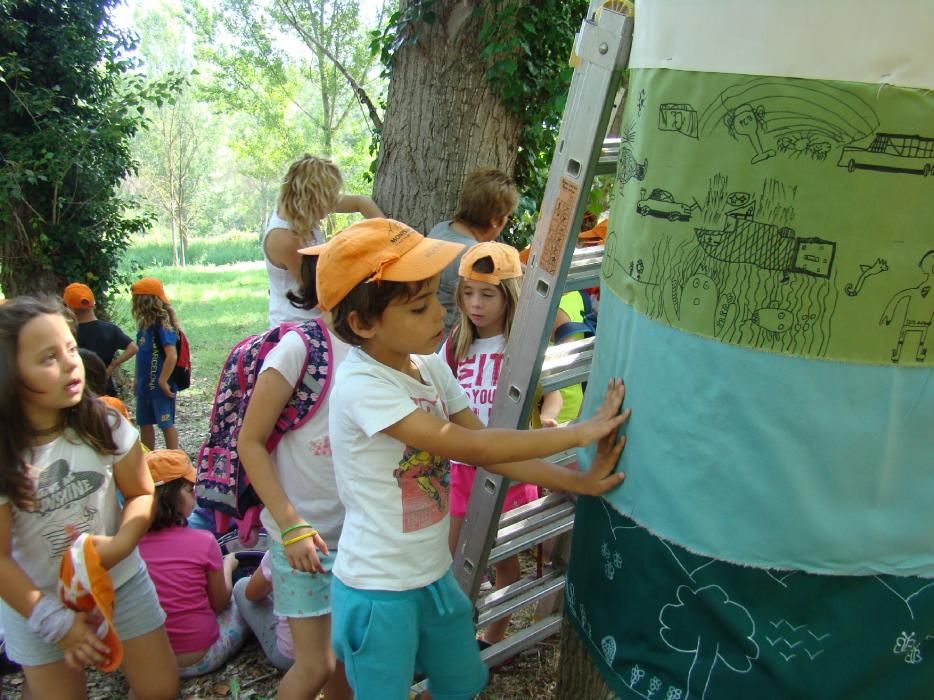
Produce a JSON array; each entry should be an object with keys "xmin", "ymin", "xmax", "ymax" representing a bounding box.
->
[
  {"xmin": 479, "ymin": 0, "xmax": 588, "ymax": 249},
  {"xmin": 370, "ymin": 0, "xmax": 588, "ymax": 250},
  {"xmin": 0, "ymin": 0, "xmax": 183, "ymax": 301}
]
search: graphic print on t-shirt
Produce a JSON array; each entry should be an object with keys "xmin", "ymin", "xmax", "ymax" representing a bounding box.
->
[
  {"xmin": 33, "ymin": 459, "xmax": 104, "ymax": 559},
  {"xmin": 455, "ymin": 349, "xmax": 504, "ymax": 424},
  {"xmin": 393, "ymin": 445, "xmax": 450, "ymax": 533}
]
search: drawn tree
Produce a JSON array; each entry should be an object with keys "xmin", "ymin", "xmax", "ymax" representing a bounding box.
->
[{"xmin": 659, "ymin": 585, "xmax": 759, "ymax": 699}]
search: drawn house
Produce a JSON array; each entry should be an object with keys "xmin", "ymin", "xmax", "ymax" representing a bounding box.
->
[
  {"xmin": 695, "ymin": 214, "xmax": 835, "ymax": 278},
  {"xmin": 838, "ymin": 133, "xmax": 934, "ymax": 176}
]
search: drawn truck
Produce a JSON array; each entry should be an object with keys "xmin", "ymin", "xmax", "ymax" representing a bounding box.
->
[{"xmin": 838, "ymin": 133, "xmax": 934, "ymax": 176}]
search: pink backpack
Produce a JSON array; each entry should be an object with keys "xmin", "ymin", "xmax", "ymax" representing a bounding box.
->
[{"xmin": 196, "ymin": 320, "xmax": 331, "ymax": 543}]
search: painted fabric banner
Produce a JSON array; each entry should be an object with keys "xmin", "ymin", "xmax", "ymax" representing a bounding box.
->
[{"xmin": 567, "ymin": 0, "xmax": 933, "ymax": 696}]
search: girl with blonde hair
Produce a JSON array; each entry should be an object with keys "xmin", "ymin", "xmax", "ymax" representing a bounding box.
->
[{"xmin": 264, "ymin": 155, "xmax": 383, "ymax": 327}]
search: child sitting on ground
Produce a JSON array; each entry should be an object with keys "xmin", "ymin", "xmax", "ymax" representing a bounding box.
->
[
  {"xmin": 232, "ymin": 552, "xmax": 293, "ymax": 672},
  {"xmin": 137, "ymin": 449, "xmax": 248, "ymax": 677},
  {"xmin": 301, "ymin": 218, "xmax": 630, "ymax": 699}
]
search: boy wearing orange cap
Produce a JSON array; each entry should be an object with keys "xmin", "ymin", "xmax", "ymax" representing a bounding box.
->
[
  {"xmin": 63, "ymin": 283, "xmax": 137, "ymax": 397},
  {"xmin": 299, "ymin": 218, "xmax": 631, "ymax": 699}
]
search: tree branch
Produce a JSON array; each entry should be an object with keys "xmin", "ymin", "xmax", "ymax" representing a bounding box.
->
[{"xmin": 275, "ymin": 0, "xmax": 383, "ymax": 131}]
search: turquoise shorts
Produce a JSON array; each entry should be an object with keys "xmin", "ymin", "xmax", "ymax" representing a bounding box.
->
[
  {"xmin": 269, "ymin": 539, "xmax": 334, "ymax": 619},
  {"xmin": 331, "ymin": 570, "xmax": 488, "ymax": 700}
]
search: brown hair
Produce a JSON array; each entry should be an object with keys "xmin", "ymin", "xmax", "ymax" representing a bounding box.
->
[
  {"xmin": 451, "ymin": 256, "xmax": 522, "ymax": 361},
  {"xmin": 150, "ymin": 479, "xmax": 189, "ymax": 530},
  {"xmin": 454, "ymin": 168, "xmax": 519, "ymax": 228},
  {"xmin": 289, "ymin": 254, "xmax": 428, "ymax": 346},
  {"xmin": 277, "ymin": 155, "xmax": 343, "ymax": 237},
  {"xmin": 79, "ymin": 348, "xmax": 107, "ymax": 396},
  {"xmin": 0, "ymin": 296, "xmax": 119, "ymax": 510},
  {"xmin": 131, "ymin": 294, "xmax": 179, "ymax": 333}
]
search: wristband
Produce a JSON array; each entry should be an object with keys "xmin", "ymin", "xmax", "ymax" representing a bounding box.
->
[
  {"xmin": 282, "ymin": 530, "xmax": 318, "ymax": 547},
  {"xmin": 28, "ymin": 595, "xmax": 77, "ymax": 645},
  {"xmin": 280, "ymin": 523, "xmax": 314, "ymax": 539}
]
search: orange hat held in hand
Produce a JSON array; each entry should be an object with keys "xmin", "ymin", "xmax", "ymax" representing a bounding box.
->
[{"xmin": 58, "ymin": 533, "xmax": 123, "ymax": 672}]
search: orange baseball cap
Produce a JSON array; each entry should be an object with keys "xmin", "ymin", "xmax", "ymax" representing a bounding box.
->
[
  {"xmin": 99, "ymin": 395, "xmax": 130, "ymax": 420},
  {"xmin": 299, "ymin": 218, "xmax": 465, "ymax": 311},
  {"xmin": 59, "ymin": 533, "xmax": 123, "ymax": 672},
  {"xmin": 459, "ymin": 242, "xmax": 522, "ymax": 285},
  {"xmin": 130, "ymin": 277, "xmax": 170, "ymax": 305},
  {"xmin": 145, "ymin": 449, "xmax": 196, "ymax": 486},
  {"xmin": 63, "ymin": 283, "xmax": 95, "ymax": 309}
]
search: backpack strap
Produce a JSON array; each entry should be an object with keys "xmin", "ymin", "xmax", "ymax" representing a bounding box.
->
[
  {"xmin": 553, "ymin": 291, "xmax": 596, "ymax": 342},
  {"xmin": 265, "ymin": 318, "xmax": 332, "ymax": 453}
]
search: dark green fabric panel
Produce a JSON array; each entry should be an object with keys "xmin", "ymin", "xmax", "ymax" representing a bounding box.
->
[{"xmin": 567, "ymin": 496, "xmax": 934, "ymax": 699}]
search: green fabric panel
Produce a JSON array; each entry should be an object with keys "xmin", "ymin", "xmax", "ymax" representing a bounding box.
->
[
  {"xmin": 567, "ymin": 496, "xmax": 934, "ymax": 699},
  {"xmin": 604, "ymin": 68, "xmax": 933, "ymax": 366}
]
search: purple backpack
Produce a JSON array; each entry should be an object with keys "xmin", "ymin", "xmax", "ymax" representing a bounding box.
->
[{"xmin": 196, "ymin": 320, "xmax": 332, "ymax": 541}]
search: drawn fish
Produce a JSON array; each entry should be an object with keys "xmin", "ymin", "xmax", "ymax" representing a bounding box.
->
[{"xmin": 751, "ymin": 307, "xmax": 793, "ymax": 333}]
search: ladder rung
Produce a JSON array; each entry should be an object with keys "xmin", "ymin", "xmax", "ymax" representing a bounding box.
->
[
  {"xmin": 594, "ymin": 136, "xmax": 620, "ymax": 175},
  {"xmin": 540, "ymin": 336, "xmax": 595, "ymax": 393},
  {"xmin": 476, "ymin": 569, "xmax": 566, "ymax": 626},
  {"xmin": 564, "ymin": 244, "xmax": 604, "ymax": 292},
  {"xmin": 546, "ymin": 448, "xmax": 579, "ymax": 469},
  {"xmin": 495, "ymin": 498, "xmax": 575, "ymax": 546},
  {"xmin": 490, "ymin": 506, "xmax": 575, "ymax": 564},
  {"xmin": 497, "ymin": 492, "xmax": 569, "ymax": 529}
]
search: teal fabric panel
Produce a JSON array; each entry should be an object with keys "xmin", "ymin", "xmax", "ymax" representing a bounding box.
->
[
  {"xmin": 578, "ymin": 299, "xmax": 932, "ymax": 576},
  {"xmin": 567, "ymin": 496, "xmax": 934, "ymax": 699}
]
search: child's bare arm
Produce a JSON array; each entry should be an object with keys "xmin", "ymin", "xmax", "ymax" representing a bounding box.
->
[
  {"xmin": 244, "ymin": 566, "xmax": 273, "ymax": 602},
  {"xmin": 239, "ymin": 368, "xmax": 329, "ymax": 572},
  {"xmin": 206, "ymin": 554, "xmax": 235, "ymax": 614},
  {"xmin": 96, "ymin": 441, "xmax": 154, "ymax": 569},
  {"xmin": 158, "ymin": 343, "xmax": 177, "ymax": 398},
  {"xmin": 334, "ymin": 194, "xmax": 384, "ymax": 219},
  {"xmin": 382, "ymin": 379, "xmax": 629, "ymax": 468},
  {"xmin": 0, "ymin": 504, "xmax": 110, "ymax": 668}
]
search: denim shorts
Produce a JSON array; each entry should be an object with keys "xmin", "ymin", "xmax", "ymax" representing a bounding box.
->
[
  {"xmin": 0, "ymin": 566, "xmax": 166, "ymax": 667},
  {"xmin": 268, "ymin": 539, "xmax": 335, "ymax": 619}
]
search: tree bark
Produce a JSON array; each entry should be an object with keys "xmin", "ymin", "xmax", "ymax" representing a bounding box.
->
[
  {"xmin": 372, "ymin": 0, "xmax": 522, "ymax": 233},
  {"xmin": 555, "ymin": 615, "xmax": 618, "ymax": 700}
]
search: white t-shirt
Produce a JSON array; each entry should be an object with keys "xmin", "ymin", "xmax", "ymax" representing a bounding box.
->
[
  {"xmin": 440, "ymin": 334, "xmax": 506, "ymax": 425},
  {"xmin": 0, "ymin": 416, "xmax": 143, "ymax": 595},
  {"xmin": 257, "ymin": 329, "xmax": 349, "ymax": 549},
  {"xmin": 263, "ymin": 211, "xmax": 323, "ymax": 328},
  {"xmin": 330, "ymin": 348, "xmax": 470, "ymax": 590}
]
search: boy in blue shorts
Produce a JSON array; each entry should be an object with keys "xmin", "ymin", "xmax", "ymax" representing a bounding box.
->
[{"xmin": 299, "ymin": 218, "xmax": 631, "ymax": 700}]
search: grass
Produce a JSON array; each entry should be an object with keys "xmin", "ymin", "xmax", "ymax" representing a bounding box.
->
[{"xmin": 124, "ymin": 229, "xmax": 264, "ymax": 269}]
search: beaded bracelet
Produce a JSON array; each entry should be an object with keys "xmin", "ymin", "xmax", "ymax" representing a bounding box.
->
[
  {"xmin": 280, "ymin": 523, "xmax": 314, "ymax": 538},
  {"xmin": 282, "ymin": 530, "xmax": 318, "ymax": 547}
]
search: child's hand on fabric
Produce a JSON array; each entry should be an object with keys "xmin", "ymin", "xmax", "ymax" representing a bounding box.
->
[
  {"xmin": 59, "ymin": 611, "xmax": 111, "ymax": 670},
  {"xmin": 158, "ymin": 379, "xmax": 175, "ymax": 399},
  {"xmin": 540, "ymin": 417, "xmax": 559, "ymax": 428},
  {"xmin": 284, "ymin": 531, "xmax": 330, "ymax": 574},
  {"xmin": 574, "ymin": 415, "xmax": 628, "ymax": 496},
  {"xmin": 223, "ymin": 552, "xmax": 239, "ymax": 573},
  {"xmin": 572, "ymin": 379, "xmax": 630, "ymax": 448}
]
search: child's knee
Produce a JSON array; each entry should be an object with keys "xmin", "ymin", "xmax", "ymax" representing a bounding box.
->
[
  {"xmin": 131, "ymin": 673, "xmax": 179, "ymax": 700},
  {"xmin": 289, "ymin": 653, "xmax": 335, "ymax": 687}
]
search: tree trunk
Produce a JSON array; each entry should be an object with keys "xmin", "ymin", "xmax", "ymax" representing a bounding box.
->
[
  {"xmin": 372, "ymin": 0, "xmax": 522, "ymax": 233},
  {"xmin": 555, "ymin": 615, "xmax": 618, "ymax": 700},
  {"xmin": 0, "ymin": 207, "xmax": 65, "ymax": 297}
]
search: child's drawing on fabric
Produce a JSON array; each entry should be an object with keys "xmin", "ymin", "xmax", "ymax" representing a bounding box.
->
[
  {"xmin": 659, "ymin": 103, "xmax": 698, "ymax": 139},
  {"xmin": 565, "ymin": 496, "xmax": 934, "ymax": 699},
  {"xmin": 838, "ymin": 133, "xmax": 934, "ymax": 177},
  {"xmin": 696, "ymin": 77, "xmax": 879, "ymax": 166},
  {"xmin": 879, "ymin": 250, "xmax": 933, "ymax": 363},
  {"xmin": 845, "ymin": 258, "xmax": 888, "ymax": 297},
  {"xmin": 604, "ymin": 67, "xmax": 932, "ymax": 365}
]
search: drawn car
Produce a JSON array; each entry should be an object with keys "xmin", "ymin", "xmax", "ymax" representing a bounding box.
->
[
  {"xmin": 636, "ymin": 188, "xmax": 693, "ymax": 222},
  {"xmin": 838, "ymin": 133, "xmax": 934, "ymax": 176}
]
